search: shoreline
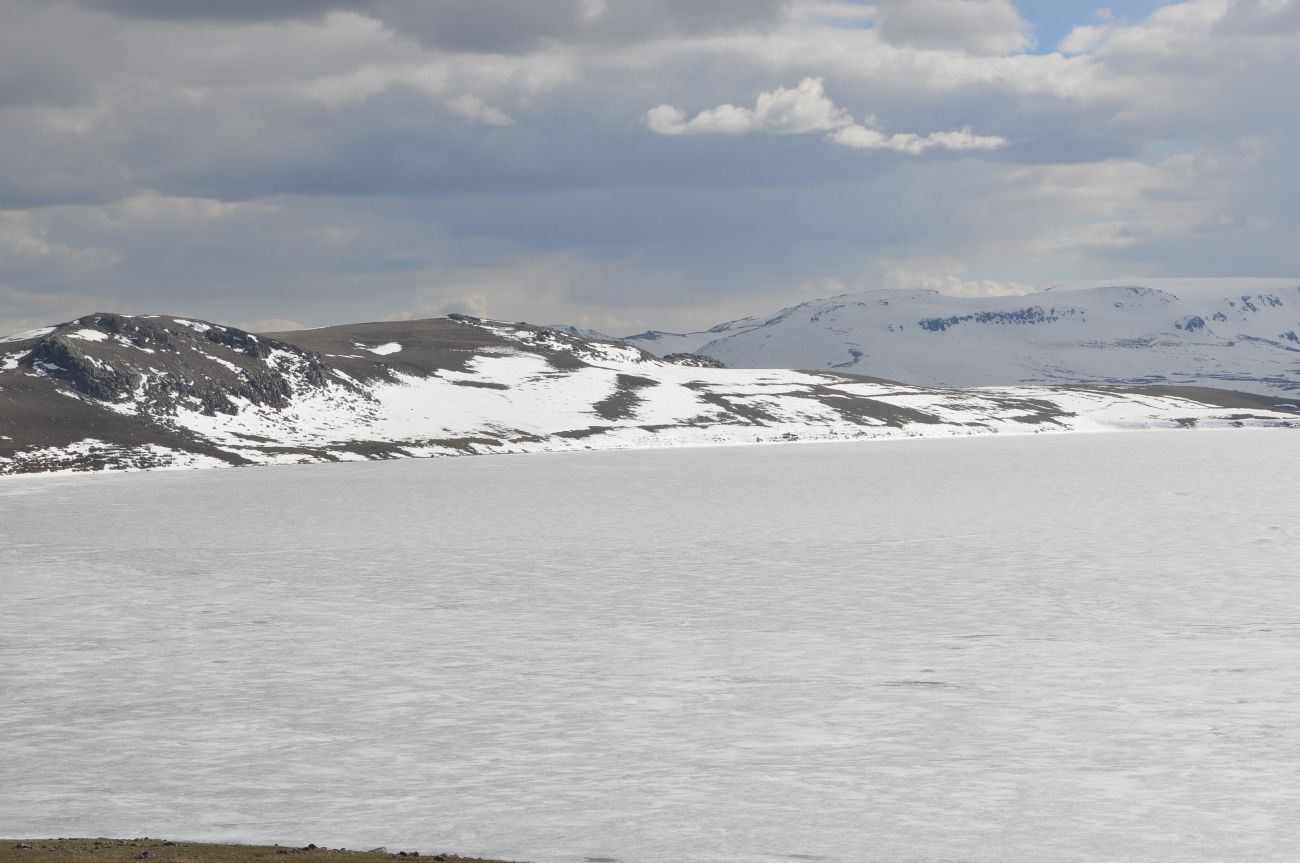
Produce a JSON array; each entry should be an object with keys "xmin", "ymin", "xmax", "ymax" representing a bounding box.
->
[
  {"xmin": 3, "ymin": 419, "xmax": 1297, "ymax": 481},
  {"xmin": 1, "ymin": 841, "xmax": 518, "ymax": 863}
]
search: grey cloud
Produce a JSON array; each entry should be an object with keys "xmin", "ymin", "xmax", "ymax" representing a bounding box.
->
[
  {"xmin": 0, "ymin": 98, "xmax": 134, "ymax": 208},
  {"xmin": 0, "ymin": 3, "xmax": 100, "ymax": 107},
  {"xmin": 70, "ymin": 0, "xmax": 366, "ymax": 22},
  {"xmin": 1212, "ymin": 0, "xmax": 1300, "ymax": 34},
  {"xmin": 366, "ymin": 1, "xmax": 590, "ymax": 55},
  {"xmin": 66, "ymin": 0, "xmax": 792, "ymax": 51},
  {"xmin": 3, "ymin": 0, "xmax": 1300, "ymax": 339},
  {"xmin": 873, "ymin": 0, "xmax": 1031, "ymax": 54},
  {"xmin": 7, "ymin": 138, "xmax": 1299, "ymax": 339},
  {"xmin": 366, "ymin": 0, "xmax": 791, "ymax": 52}
]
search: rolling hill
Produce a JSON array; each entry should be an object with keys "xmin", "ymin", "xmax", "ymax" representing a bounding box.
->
[
  {"xmin": 624, "ymin": 282, "xmax": 1300, "ymax": 395},
  {"xmin": 2, "ymin": 309, "xmax": 1296, "ymax": 475}
]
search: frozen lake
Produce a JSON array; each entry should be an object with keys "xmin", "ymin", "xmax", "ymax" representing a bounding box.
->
[{"xmin": 3, "ymin": 430, "xmax": 1300, "ymax": 862}]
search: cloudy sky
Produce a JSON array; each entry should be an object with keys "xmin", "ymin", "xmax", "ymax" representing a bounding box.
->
[{"xmin": 2, "ymin": 0, "xmax": 1297, "ymax": 336}]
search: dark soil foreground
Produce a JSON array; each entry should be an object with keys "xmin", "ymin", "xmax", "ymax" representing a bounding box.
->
[{"xmin": 1, "ymin": 841, "xmax": 518, "ymax": 863}]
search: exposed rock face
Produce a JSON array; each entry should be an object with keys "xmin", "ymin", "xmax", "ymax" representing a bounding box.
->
[
  {"xmin": 142, "ymin": 366, "xmax": 289, "ymax": 416},
  {"xmin": 31, "ymin": 335, "xmax": 144, "ymax": 401},
  {"xmin": 204, "ymin": 323, "xmax": 273, "ymax": 359},
  {"xmin": 97, "ymin": 313, "xmax": 177, "ymax": 348},
  {"xmin": 918, "ymin": 305, "xmax": 1074, "ymax": 332},
  {"xmin": 663, "ymin": 352, "xmax": 726, "ymax": 368},
  {"xmin": 16, "ymin": 315, "xmax": 339, "ymax": 417}
]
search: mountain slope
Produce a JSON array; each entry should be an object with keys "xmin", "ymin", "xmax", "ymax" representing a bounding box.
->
[
  {"xmin": 2, "ymin": 312, "xmax": 1296, "ymax": 476},
  {"xmin": 624, "ymin": 283, "xmax": 1300, "ymax": 395}
]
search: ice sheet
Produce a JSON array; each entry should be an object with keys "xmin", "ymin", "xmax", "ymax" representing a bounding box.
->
[{"xmin": 3, "ymin": 430, "xmax": 1300, "ymax": 862}]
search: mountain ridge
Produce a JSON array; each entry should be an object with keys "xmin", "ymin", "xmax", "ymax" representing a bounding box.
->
[
  {"xmin": 622, "ymin": 283, "xmax": 1300, "ymax": 395},
  {"xmin": 3, "ymin": 309, "xmax": 1297, "ymax": 476}
]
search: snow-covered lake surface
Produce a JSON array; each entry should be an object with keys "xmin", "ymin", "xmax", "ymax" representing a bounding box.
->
[{"xmin": 3, "ymin": 430, "xmax": 1300, "ymax": 862}]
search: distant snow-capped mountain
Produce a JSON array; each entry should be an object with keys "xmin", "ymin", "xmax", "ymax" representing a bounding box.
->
[
  {"xmin": 624, "ymin": 282, "xmax": 1300, "ymax": 395},
  {"xmin": 2, "ymin": 310, "xmax": 1296, "ymax": 475}
]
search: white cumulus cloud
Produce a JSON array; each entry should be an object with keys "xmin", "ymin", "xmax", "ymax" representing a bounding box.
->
[
  {"xmin": 828, "ymin": 123, "xmax": 1007, "ymax": 154},
  {"xmin": 873, "ymin": 0, "xmax": 1032, "ymax": 55},
  {"xmin": 645, "ymin": 77, "xmax": 851, "ymax": 136},
  {"xmin": 879, "ymin": 257, "xmax": 1036, "ymax": 296},
  {"xmin": 646, "ymin": 77, "xmax": 1006, "ymax": 155}
]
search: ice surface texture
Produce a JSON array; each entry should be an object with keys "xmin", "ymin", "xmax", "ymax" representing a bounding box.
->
[{"xmin": 3, "ymin": 430, "xmax": 1300, "ymax": 862}]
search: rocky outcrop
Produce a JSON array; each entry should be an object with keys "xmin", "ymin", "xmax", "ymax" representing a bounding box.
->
[
  {"xmin": 30, "ymin": 335, "xmax": 144, "ymax": 401},
  {"xmin": 663, "ymin": 352, "xmax": 726, "ymax": 368}
]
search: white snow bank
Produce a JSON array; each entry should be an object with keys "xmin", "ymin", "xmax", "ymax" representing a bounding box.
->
[
  {"xmin": 68, "ymin": 329, "xmax": 110, "ymax": 342},
  {"xmin": 356, "ymin": 342, "xmax": 402, "ymax": 356},
  {"xmin": 1, "ymin": 326, "xmax": 55, "ymax": 343}
]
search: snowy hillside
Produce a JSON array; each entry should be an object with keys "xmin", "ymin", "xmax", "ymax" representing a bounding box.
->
[
  {"xmin": 625, "ymin": 282, "xmax": 1300, "ymax": 395},
  {"xmin": 2, "ymin": 311, "xmax": 1296, "ymax": 475}
]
